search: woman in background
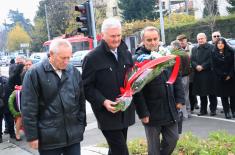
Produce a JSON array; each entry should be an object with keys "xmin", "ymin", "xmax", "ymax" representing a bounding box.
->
[{"xmin": 212, "ymin": 37, "xmax": 235, "ymax": 119}]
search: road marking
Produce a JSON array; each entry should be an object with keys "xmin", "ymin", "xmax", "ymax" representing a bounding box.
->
[{"xmin": 192, "ymin": 114, "xmax": 235, "ymax": 123}]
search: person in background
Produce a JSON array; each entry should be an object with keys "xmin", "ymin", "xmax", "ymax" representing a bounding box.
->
[
  {"xmin": 21, "ymin": 39, "xmax": 86, "ymax": 155},
  {"xmin": 21, "ymin": 58, "xmax": 33, "ymax": 80},
  {"xmin": 133, "ymin": 26, "xmax": 184, "ymax": 155},
  {"xmin": 212, "ymin": 37, "xmax": 235, "ymax": 119},
  {"xmin": 211, "ymin": 31, "xmax": 221, "ymax": 44},
  {"xmin": 176, "ymin": 34, "xmax": 199, "ymax": 113},
  {"xmin": 191, "ymin": 33, "xmax": 217, "ymax": 116},
  {"xmin": 82, "ymin": 18, "xmax": 135, "ymax": 155}
]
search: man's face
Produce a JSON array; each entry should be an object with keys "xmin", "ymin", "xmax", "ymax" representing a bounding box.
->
[
  {"xmin": 212, "ymin": 32, "xmax": 221, "ymax": 43},
  {"xmin": 143, "ymin": 30, "xmax": 160, "ymax": 51},
  {"xmin": 24, "ymin": 61, "xmax": 33, "ymax": 70},
  {"xmin": 197, "ymin": 35, "xmax": 207, "ymax": 45},
  {"xmin": 50, "ymin": 45, "xmax": 72, "ymax": 70},
  {"xmin": 178, "ymin": 38, "xmax": 188, "ymax": 48},
  {"xmin": 102, "ymin": 27, "xmax": 122, "ymax": 50}
]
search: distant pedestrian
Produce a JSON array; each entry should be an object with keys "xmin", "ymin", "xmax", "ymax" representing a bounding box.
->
[
  {"xmin": 191, "ymin": 33, "xmax": 217, "ymax": 116},
  {"xmin": 21, "ymin": 39, "xmax": 86, "ymax": 155},
  {"xmin": 212, "ymin": 37, "xmax": 235, "ymax": 119},
  {"xmin": 82, "ymin": 18, "xmax": 135, "ymax": 155}
]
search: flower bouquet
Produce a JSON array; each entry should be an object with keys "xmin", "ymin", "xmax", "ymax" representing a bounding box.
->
[{"xmin": 114, "ymin": 47, "xmax": 186, "ymax": 111}]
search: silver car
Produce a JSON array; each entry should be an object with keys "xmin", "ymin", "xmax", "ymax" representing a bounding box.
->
[{"xmin": 70, "ymin": 50, "xmax": 90, "ymax": 67}]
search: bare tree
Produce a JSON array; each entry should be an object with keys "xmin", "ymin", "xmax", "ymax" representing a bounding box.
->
[{"xmin": 203, "ymin": 0, "xmax": 220, "ymax": 32}]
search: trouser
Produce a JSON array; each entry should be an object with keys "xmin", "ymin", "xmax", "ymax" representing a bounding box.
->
[
  {"xmin": 200, "ymin": 95, "xmax": 218, "ymax": 113},
  {"xmin": 39, "ymin": 143, "xmax": 81, "ymax": 155},
  {"xmin": 181, "ymin": 76, "xmax": 191, "ymax": 118},
  {"xmin": 189, "ymin": 82, "xmax": 198, "ymax": 111},
  {"xmin": 144, "ymin": 123, "xmax": 179, "ymax": 155},
  {"xmin": 102, "ymin": 128, "xmax": 129, "ymax": 155},
  {"xmin": 221, "ymin": 96, "xmax": 235, "ymax": 113}
]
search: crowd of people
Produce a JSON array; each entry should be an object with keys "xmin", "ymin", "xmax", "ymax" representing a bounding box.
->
[{"xmin": 0, "ymin": 17, "xmax": 234, "ymax": 155}]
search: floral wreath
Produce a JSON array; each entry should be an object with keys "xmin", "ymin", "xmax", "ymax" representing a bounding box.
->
[{"xmin": 8, "ymin": 85, "xmax": 22, "ymax": 118}]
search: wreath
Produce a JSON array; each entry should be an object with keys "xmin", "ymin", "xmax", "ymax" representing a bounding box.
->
[{"xmin": 8, "ymin": 86, "xmax": 22, "ymax": 118}]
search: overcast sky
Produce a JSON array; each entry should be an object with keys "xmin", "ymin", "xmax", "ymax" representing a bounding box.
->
[{"xmin": 0, "ymin": 0, "xmax": 41, "ymax": 26}]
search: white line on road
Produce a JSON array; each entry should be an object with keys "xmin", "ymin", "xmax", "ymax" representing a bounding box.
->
[{"xmin": 192, "ymin": 114, "xmax": 235, "ymax": 123}]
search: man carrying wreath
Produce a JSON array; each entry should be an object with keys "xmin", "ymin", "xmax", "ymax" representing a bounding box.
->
[{"xmin": 133, "ymin": 26, "xmax": 185, "ymax": 155}]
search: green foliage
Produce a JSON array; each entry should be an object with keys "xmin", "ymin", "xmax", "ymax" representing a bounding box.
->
[
  {"xmin": 7, "ymin": 23, "xmax": 31, "ymax": 52},
  {"xmin": 118, "ymin": 0, "xmax": 156, "ymax": 21},
  {"xmin": 6, "ymin": 9, "xmax": 33, "ymax": 35},
  {"xmin": 97, "ymin": 131, "xmax": 235, "ymax": 155},
  {"xmin": 227, "ymin": 0, "xmax": 235, "ymax": 14}
]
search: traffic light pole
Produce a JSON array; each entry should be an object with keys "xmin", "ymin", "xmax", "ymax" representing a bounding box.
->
[{"xmin": 89, "ymin": 0, "xmax": 97, "ymax": 48}]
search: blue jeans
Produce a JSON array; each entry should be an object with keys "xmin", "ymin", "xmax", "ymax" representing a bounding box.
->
[{"xmin": 39, "ymin": 143, "xmax": 81, "ymax": 155}]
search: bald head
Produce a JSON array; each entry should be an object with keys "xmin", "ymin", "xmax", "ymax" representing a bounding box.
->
[{"xmin": 197, "ymin": 33, "xmax": 207, "ymax": 45}]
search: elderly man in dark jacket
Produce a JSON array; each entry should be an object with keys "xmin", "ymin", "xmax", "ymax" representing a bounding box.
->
[
  {"xmin": 21, "ymin": 39, "xmax": 86, "ymax": 155},
  {"xmin": 133, "ymin": 26, "xmax": 185, "ymax": 155},
  {"xmin": 82, "ymin": 18, "xmax": 135, "ymax": 155},
  {"xmin": 191, "ymin": 33, "xmax": 217, "ymax": 116}
]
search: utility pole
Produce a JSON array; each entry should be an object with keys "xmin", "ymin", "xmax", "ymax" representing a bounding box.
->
[
  {"xmin": 45, "ymin": 4, "xmax": 51, "ymax": 40},
  {"xmin": 159, "ymin": 0, "xmax": 166, "ymax": 45},
  {"xmin": 185, "ymin": 0, "xmax": 189, "ymax": 14},
  {"xmin": 89, "ymin": 0, "xmax": 97, "ymax": 48}
]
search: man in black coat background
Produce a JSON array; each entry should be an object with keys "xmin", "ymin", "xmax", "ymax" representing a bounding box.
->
[
  {"xmin": 133, "ymin": 26, "xmax": 185, "ymax": 155},
  {"xmin": 82, "ymin": 18, "xmax": 135, "ymax": 155}
]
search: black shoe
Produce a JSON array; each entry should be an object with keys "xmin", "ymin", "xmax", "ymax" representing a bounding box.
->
[
  {"xmin": 232, "ymin": 112, "xmax": 235, "ymax": 118},
  {"xmin": 197, "ymin": 112, "xmax": 207, "ymax": 116},
  {"xmin": 4, "ymin": 129, "xmax": 9, "ymax": 134},
  {"xmin": 194, "ymin": 104, "xmax": 199, "ymax": 109},
  {"xmin": 10, "ymin": 134, "xmax": 16, "ymax": 139},
  {"xmin": 210, "ymin": 111, "xmax": 216, "ymax": 116},
  {"xmin": 225, "ymin": 113, "xmax": 232, "ymax": 119},
  {"xmin": 0, "ymin": 137, "xmax": 2, "ymax": 143}
]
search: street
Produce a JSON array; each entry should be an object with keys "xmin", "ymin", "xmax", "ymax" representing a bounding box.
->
[{"xmin": 1, "ymin": 66, "xmax": 235, "ymax": 155}]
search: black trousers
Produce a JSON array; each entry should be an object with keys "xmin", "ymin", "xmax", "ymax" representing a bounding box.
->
[
  {"xmin": 200, "ymin": 95, "xmax": 218, "ymax": 113},
  {"xmin": 221, "ymin": 96, "xmax": 235, "ymax": 113},
  {"xmin": 189, "ymin": 82, "xmax": 198, "ymax": 111},
  {"xmin": 0, "ymin": 107, "xmax": 15, "ymax": 136},
  {"xmin": 102, "ymin": 128, "xmax": 129, "ymax": 155}
]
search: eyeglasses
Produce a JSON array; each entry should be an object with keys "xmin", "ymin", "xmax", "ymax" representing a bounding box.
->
[{"xmin": 213, "ymin": 35, "xmax": 220, "ymax": 38}]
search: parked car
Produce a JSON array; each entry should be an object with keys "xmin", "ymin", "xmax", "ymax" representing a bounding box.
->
[
  {"xmin": 30, "ymin": 52, "xmax": 48, "ymax": 64},
  {"xmin": 70, "ymin": 50, "xmax": 90, "ymax": 67}
]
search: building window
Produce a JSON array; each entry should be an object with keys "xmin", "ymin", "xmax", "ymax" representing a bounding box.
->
[{"xmin": 113, "ymin": 7, "xmax": 118, "ymax": 16}]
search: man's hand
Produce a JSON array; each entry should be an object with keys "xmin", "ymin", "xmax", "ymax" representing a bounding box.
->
[
  {"xmin": 29, "ymin": 139, "xmax": 39, "ymax": 150},
  {"xmin": 196, "ymin": 65, "xmax": 203, "ymax": 72},
  {"xmin": 141, "ymin": 116, "xmax": 149, "ymax": 124},
  {"xmin": 176, "ymin": 103, "xmax": 183, "ymax": 109},
  {"xmin": 103, "ymin": 99, "xmax": 118, "ymax": 113}
]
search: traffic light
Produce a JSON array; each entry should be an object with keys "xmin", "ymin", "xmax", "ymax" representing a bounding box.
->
[{"xmin": 75, "ymin": 1, "xmax": 93, "ymax": 37}]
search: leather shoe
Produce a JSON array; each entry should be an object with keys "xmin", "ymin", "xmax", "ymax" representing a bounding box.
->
[
  {"xmin": 10, "ymin": 134, "xmax": 16, "ymax": 139},
  {"xmin": 197, "ymin": 112, "xmax": 207, "ymax": 116},
  {"xmin": 0, "ymin": 137, "xmax": 2, "ymax": 143},
  {"xmin": 225, "ymin": 113, "xmax": 231, "ymax": 119},
  {"xmin": 210, "ymin": 111, "xmax": 216, "ymax": 116},
  {"xmin": 232, "ymin": 112, "xmax": 235, "ymax": 118},
  {"xmin": 194, "ymin": 104, "xmax": 199, "ymax": 109}
]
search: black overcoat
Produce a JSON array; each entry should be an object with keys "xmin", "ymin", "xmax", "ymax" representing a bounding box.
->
[{"xmin": 82, "ymin": 40, "xmax": 135, "ymax": 130}]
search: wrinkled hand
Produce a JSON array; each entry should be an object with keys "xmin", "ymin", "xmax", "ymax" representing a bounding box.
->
[
  {"xmin": 29, "ymin": 139, "xmax": 39, "ymax": 150},
  {"xmin": 196, "ymin": 65, "xmax": 203, "ymax": 72},
  {"xmin": 141, "ymin": 116, "xmax": 149, "ymax": 124},
  {"xmin": 225, "ymin": 76, "xmax": 230, "ymax": 80},
  {"xmin": 103, "ymin": 99, "xmax": 118, "ymax": 113},
  {"xmin": 176, "ymin": 103, "xmax": 183, "ymax": 109}
]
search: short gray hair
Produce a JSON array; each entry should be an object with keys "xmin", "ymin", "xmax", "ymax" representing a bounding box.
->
[
  {"xmin": 49, "ymin": 38, "xmax": 72, "ymax": 54},
  {"xmin": 101, "ymin": 18, "xmax": 121, "ymax": 33},
  {"xmin": 140, "ymin": 26, "xmax": 159, "ymax": 40}
]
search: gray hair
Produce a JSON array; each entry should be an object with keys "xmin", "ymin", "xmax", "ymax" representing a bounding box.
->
[
  {"xmin": 171, "ymin": 40, "xmax": 181, "ymax": 50},
  {"xmin": 49, "ymin": 38, "xmax": 72, "ymax": 54},
  {"xmin": 140, "ymin": 26, "xmax": 159, "ymax": 41},
  {"xmin": 101, "ymin": 18, "xmax": 121, "ymax": 33},
  {"xmin": 197, "ymin": 33, "xmax": 207, "ymax": 39}
]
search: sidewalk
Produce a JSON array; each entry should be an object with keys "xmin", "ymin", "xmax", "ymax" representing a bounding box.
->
[{"xmin": 0, "ymin": 135, "xmax": 108, "ymax": 155}]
